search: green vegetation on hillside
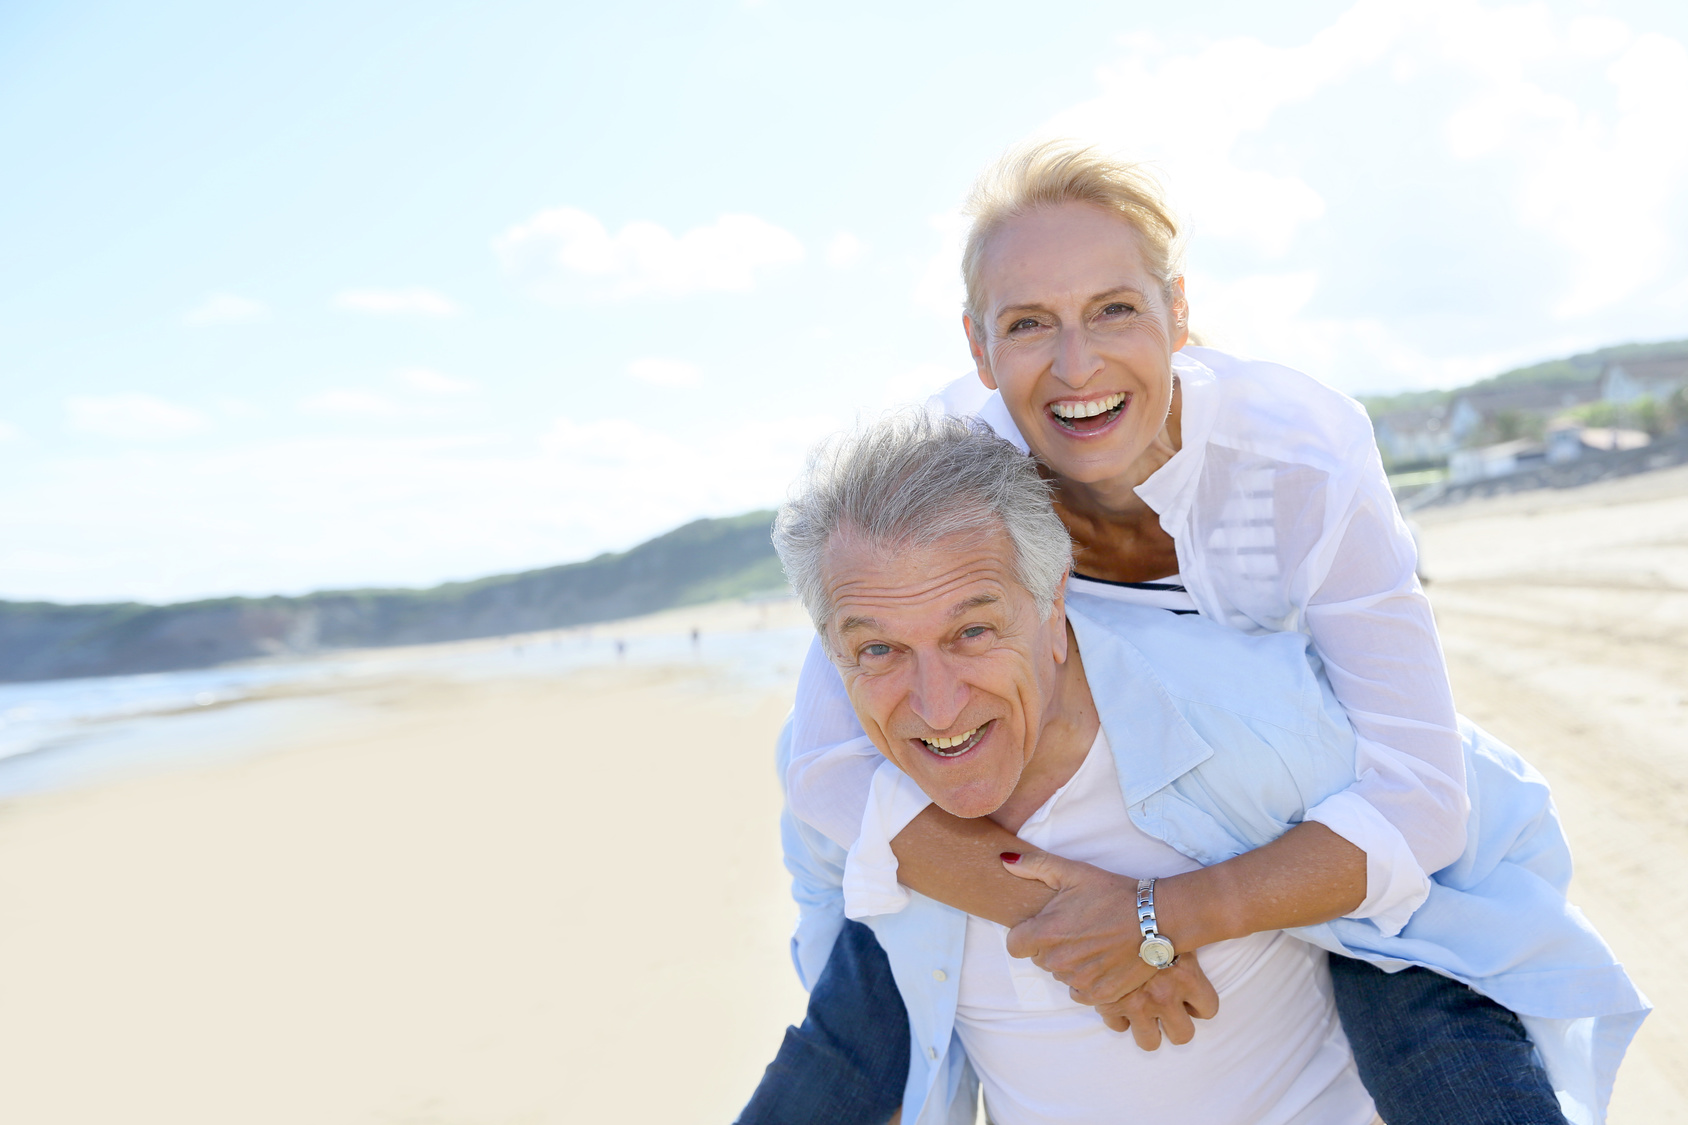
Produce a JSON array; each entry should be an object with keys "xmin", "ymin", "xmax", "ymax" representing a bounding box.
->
[
  {"xmin": 0, "ymin": 511, "xmax": 789, "ymax": 682},
  {"xmin": 1358, "ymin": 337, "xmax": 1688, "ymax": 416}
]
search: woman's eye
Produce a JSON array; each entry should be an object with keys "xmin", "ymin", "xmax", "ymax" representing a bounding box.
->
[
  {"xmin": 1008, "ymin": 317, "xmax": 1040, "ymax": 333},
  {"xmin": 1101, "ymin": 302, "xmax": 1135, "ymax": 317}
]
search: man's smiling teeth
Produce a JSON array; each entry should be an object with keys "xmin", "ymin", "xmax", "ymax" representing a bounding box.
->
[
  {"xmin": 1050, "ymin": 392, "xmax": 1126, "ymax": 419},
  {"xmin": 921, "ymin": 724, "xmax": 985, "ymax": 756}
]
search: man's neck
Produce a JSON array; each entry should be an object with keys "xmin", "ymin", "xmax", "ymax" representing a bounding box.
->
[{"xmin": 989, "ymin": 623, "xmax": 1100, "ymax": 834}]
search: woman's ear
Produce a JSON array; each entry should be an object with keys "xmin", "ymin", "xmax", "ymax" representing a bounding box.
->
[
  {"xmin": 963, "ymin": 314, "xmax": 999, "ymax": 390},
  {"xmin": 1169, "ymin": 277, "xmax": 1190, "ymax": 352}
]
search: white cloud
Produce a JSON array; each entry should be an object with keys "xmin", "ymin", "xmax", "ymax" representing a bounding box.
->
[
  {"xmin": 912, "ymin": 211, "xmax": 970, "ymax": 319},
  {"xmin": 495, "ymin": 207, "xmax": 804, "ymax": 300},
  {"xmin": 626, "ymin": 357, "xmax": 702, "ymax": 389},
  {"xmin": 824, "ymin": 232, "xmax": 865, "ymax": 267},
  {"xmin": 1013, "ymin": 0, "xmax": 1688, "ymax": 389},
  {"xmin": 0, "ymin": 412, "xmax": 847, "ymax": 603},
  {"xmin": 183, "ymin": 294, "xmax": 268, "ymax": 326},
  {"xmin": 300, "ymin": 389, "xmax": 401, "ymax": 417},
  {"xmin": 66, "ymin": 394, "xmax": 209, "ymax": 441},
  {"xmin": 334, "ymin": 288, "xmax": 460, "ymax": 317},
  {"xmin": 395, "ymin": 368, "xmax": 476, "ymax": 396},
  {"xmin": 877, "ymin": 363, "xmax": 967, "ymax": 408}
]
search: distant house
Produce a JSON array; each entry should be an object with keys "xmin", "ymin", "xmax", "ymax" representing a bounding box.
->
[
  {"xmin": 1600, "ymin": 356, "xmax": 1688, "ymax": 404},
  {"xmin": 1447, "ymin": 381, "xmax": 1601, "ymax": 444},
  {"xmin": 1448, "ymin": 438, "xmax": 1547, "ymax": 484},
  {"xmin": 1372, "ymin": 406, "xmax": 1455, "ymax": 466}
]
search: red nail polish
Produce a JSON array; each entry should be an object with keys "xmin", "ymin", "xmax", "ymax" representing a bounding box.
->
[{"xmin": 1000, "ymin": 852, "xmax": 1021, "ymax": 864}]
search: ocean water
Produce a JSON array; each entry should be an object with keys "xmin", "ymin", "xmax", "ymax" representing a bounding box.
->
[{"xmin": 0, "ymin": 620, "xmax": 815, "ymax": 798}]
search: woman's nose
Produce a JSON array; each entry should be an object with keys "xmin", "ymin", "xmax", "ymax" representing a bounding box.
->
[{"xmin": 1050, "ymin": 326, "xmax": 1103, "ymax": 388}]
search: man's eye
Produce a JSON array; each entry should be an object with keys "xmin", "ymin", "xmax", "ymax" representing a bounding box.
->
[
  {"xmin": 863, "ymin": 643, "xmax": 892, "ymax": 657},
  {"xmin": 960, "ymin": 626, "xmax": 988, "ymax": 640}
]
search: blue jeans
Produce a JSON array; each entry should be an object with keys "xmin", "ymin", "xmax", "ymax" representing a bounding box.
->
[
  {"xmin": 737, "ymin": 929, "xmax": 1566, "ymax": 1125},
  {"xmin": 736, "ymin": 920, "xmax": 909, "ymax": 1125},
  {"xmin": 1329, "ymin": 953, "xmax": 1565, "ymax": 1124}
]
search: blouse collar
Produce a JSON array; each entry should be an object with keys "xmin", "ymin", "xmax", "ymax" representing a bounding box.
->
[{"xmin": 1132, "ymin": 350, "xmax": 1217, "ymax": 530}]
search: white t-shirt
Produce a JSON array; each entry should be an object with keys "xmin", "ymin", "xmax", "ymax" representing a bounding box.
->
[{"xmin": 953, "ymin": 728, "xmax": 1376, "ymax": 1125}]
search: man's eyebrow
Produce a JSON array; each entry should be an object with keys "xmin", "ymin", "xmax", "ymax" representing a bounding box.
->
[
  {"xmin": 836, "ymin": 614, "xmax": 880, "ymax": 634},
  {"xmin": 995, "ymin": 286, "xmax": 1148, "ymax": 320},
  {"xmin": 948, "ymin": 593, "xmax": 1000, "ymax": 617}
]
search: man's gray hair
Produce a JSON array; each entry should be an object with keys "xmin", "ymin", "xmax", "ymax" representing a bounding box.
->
[{"xmin": 773, "ymin": 412, "xmax": 1074, "ymax": 639}]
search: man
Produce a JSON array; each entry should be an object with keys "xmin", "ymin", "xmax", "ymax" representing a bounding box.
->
[{"xmin": 745, "ymin": 413, "xmax": 1644, "ymax": 1125}]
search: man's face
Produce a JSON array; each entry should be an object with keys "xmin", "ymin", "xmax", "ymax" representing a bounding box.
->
[{"xmin": 821, "ymin": 526, "xmax": 1067, "ymax": 818}]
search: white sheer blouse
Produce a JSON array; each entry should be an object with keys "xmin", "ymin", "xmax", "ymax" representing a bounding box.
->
[{"xmin": 785, "ymin": 346, "xmax": 1468, "ymax": 934}]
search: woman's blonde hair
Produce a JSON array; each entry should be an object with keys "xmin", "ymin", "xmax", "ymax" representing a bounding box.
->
[{"xmin": 961, "ymin": 140, "xmax": 1183, "ymax": 332}]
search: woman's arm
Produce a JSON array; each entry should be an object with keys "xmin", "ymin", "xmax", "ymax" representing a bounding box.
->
[
  {"xmin": 784, "ymin": 635, "xmax": 886, "ymax": 848},
  {"xmin": 892, "ymin": 805, "xmax": 1364, "ymax": 1006}
]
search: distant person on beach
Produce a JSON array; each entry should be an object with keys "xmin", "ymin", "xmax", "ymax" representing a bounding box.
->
[
  {"xmin": 737, "ymin": 415, "xmax": 1642, "ymax": 1125},
  {"xmin": 742, "ymin": 143, "xmax": 1635, "ymax": 1125}
]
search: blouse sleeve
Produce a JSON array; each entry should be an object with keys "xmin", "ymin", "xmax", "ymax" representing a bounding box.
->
[
  {"xmin": 783, "ymin": 634, "xmax": 886, "ymax": 848},
  {"xmin": 1296, "ymin": 444, "xmax": 1469, "ymax": 933}
]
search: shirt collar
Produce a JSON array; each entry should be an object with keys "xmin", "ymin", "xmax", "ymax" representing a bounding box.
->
[{"xmin": 1067, "ymin": 602, "xmax": 1214, "ymax": 806}]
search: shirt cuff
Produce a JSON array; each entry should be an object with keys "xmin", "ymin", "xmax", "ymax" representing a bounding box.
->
[
  {"xmin": 1304, "ymin": 790, "xmax": 1432, "ymax": 937},
  {"xmin": 842, "ymin": 761, "xmax": 933, "ymax": 920}
]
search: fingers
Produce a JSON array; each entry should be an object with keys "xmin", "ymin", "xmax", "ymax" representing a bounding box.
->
[
  {"xmin": 1159, "ymin": 1002, "xmax": 1198, "ymax": 1046},
  {"xmin": 1128, "ymin": 1011, "xmax": 1164, "ymax": 1051},
  {"xmin": 1183, "ymin": 964, "xmax": 1220, "ymax": 1021},
  {"xmin": 999, "ymin": 846, "xmax": 1077, "ymax": 891}
]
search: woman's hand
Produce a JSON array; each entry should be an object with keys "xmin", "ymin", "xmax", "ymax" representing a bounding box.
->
[{"xmin": 1093, "ymin": 952, "xmax": 1220, "ymax": 1049}]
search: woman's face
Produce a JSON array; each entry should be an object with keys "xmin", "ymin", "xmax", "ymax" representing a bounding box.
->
[{"xmin": 967, "ymin": 202, "xmax": 1188, "ymax": 486}]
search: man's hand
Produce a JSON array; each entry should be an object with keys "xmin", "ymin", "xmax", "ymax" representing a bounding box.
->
[
  {"xmin": 1001, "ymin": 848, "xmax": 1220, "ymax": 1048},
  {"xmin": 1001, "ymin": 848, "xmax": 1166, "ymax": 1004},
  {"xmin": 1093, "ymin": 954, "xmax": 1220, "ymax": 1049}
]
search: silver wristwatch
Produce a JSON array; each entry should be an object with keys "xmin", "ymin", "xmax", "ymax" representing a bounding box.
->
[{"xmin": 1136, "ymin": 877, "xmax": 1176, "ymax": 969}]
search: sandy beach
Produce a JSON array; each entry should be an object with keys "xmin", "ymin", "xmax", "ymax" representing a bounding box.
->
[{"xmin": 0, "ymin": 472, "xmax": 1682, "ymax": 1123}]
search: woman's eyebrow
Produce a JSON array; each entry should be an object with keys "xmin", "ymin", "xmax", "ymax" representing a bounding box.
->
[{"xmin": 994, "ymin": 285, "xmax": 1147, "ymax": 320}]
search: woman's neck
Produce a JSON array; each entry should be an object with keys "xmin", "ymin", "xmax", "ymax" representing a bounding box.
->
[
  {"xmin": 1049, "ymin": 377, "xmax": 1182, "ymax": 520},
  {"xmin": 1043, "ymin": 379, "xmax": 1183, "ymax": 583}
]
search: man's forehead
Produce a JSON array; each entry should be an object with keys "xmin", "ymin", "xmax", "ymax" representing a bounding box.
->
[{"xmin": 823, "ymin": 531, "xmax": 1023, "ymax": 630}]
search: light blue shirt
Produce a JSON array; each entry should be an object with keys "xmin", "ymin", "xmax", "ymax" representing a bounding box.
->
[{"xmin": 778, "ymin": 593, "xmax": 1648, "ymax": 1125}]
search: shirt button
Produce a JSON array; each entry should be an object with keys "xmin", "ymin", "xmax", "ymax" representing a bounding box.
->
[
  {"xmin": 932, "ymin": 969, "xmax": 948, "ymax": 982},
  {"xmin": 926, "ymin": 1046, "xmax": 938, "ymax": 1061}
]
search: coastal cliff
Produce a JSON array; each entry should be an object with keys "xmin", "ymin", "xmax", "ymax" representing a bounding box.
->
[{"xmin": 0, "ymin": 511, "xmax": 786, "ymax": 683}]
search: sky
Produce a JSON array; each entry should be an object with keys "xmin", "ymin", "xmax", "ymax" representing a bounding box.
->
[{"xmin": 3, "ymin": 0, "xmax": 1687, "ymax": 605}]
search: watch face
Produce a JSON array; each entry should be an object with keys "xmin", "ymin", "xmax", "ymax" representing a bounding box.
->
[{"xmin": 1139, "ymin": 935, "xmax": 1176, "ymax": 969}]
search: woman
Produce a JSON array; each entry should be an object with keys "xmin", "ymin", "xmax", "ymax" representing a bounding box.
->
[{"xmin": 744, "ymin": 143, "xmax": 1566, "ymax": 1125}]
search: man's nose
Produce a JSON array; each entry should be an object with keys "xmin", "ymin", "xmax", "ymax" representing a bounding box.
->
[
  {"xmin": 907, "ymin": 652, "xmax": 968, "ymax": 732},
  {"xmin": 1050, "ymin": 324, "xmax": 1103, "ymax": 389}
]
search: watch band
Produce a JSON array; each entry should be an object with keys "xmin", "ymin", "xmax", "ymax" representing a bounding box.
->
[
  {"xmin": 1136, "ymin": 877, "xmax": 1177, "ymax": 969},
  {"xmin": 1135, "ymin": 877, "xmax": 1158, "ymax": 938}
]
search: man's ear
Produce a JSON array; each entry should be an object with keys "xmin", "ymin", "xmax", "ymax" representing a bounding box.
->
[
  {"xmin": 1049, "ymin": 569, "xmax": 1071, "ymax": 664},
  {"xmin": 963, "ymin": 314, "xmax": 998, "ymax": 391}
]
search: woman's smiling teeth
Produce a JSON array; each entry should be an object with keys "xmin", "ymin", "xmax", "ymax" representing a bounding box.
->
[
  {"xmin": 920, "ymin": 723, "xmax": 989, "ymax": 757},
  {"xmin": 1049, "ymin": 392, "xmax": 1127, "ymax": 431}
]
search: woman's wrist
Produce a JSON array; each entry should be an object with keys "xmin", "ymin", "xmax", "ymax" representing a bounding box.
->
[{"xmin": 1153, "ymin": 866, "xmax": 1245, "ymax": 953}]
